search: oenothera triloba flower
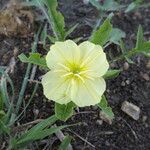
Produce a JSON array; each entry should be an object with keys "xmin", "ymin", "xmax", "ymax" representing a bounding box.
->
[{"xmin": 42, "ymin": 40, "xmax": 109, "ymax": 107}]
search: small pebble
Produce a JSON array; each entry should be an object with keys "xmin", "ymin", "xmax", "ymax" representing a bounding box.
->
[
  {"xmin": 82, "ymin": 122, "xmax": 88, "ymax": 127},
  {"xmin": 141, "ymin": 73, "xmax": 150, "ymax": 81},
  {"xmin": 92, "ymin": 105, "xmax": 98, "ymax": 110},
  {"xmin": 13, "ymin": 47, "xmax": 19, "ymax": 57},
  {"xmin": 142, "ymin": 116, "xmax": 147, "ymax": 123},
  {"xmin": 83, "ymin": 0, "xmax": 89, "ymax": 4},
  {"xmin": 33, "ymin": 109, "xmax": 39, "ymax": 117},
  {"xmin": 121, "ymin": 101, "xmax": 140, "ymax": 120},
  {"xmin": 96, "ymin": 119, "xmax": 103, "ymax": 126},
  {"xmin": 125, "ymin": 80, "xmax": 130, "ymax": 85},
  {"xmin": 146, "ymin": 60, "xmax": 150, "ymax": 69},
  {"xmin": 110, "ymin": 63, "xmax": 116, "ymax": 68},
  {"xmin": 121, "ymin": 81, "xmax": 126, "ymax": 86},
  {"xmin": 123, "ymin": 62, "xmax": 129, "ymax": 70}
]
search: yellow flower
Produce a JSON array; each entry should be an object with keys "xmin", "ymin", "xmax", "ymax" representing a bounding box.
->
[{"xmin": 42, "ymin": 40, "xmax": 109, "ymax": 107}]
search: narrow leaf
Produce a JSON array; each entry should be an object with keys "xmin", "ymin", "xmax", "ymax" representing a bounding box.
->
[
  {"xmin": 58, "ymin": 136, "xmax": 72, "ymax": 150},
  {"xmin": 65, "ymin": 23, "xmax": 79, "ymax": 38},
  {"xmin": 98, "ymin": 95, "xmax": 114, "ymax": 119},
  {"xmin": 136, "ymin": 41, "xmax": 150, "ymax": 52},
  {"xmin": 18, "ymin": 115, "xmax": 58, "ymax": 141},
  {"xmin": 47, "ymin": 35, "xmax": 57, "ymax": 43},
  {"xmin": 136, "ymin": 25, "xmax": 144, "ymax": 49},
  {"xmin": 90, "ymin": 19, "xmax": 112, "ymax": 46},
  {"xmin": 0, "ymin": 90, "xmax": 3, "ymax": 110},
  {"xmin": 0, "ymin": 110, "xmax": 5, "ymax": 120},
  {"xmin": 40, "ymin": 24, "xmax": 47, "ymax": 45},
  {"xmin": 43, "ymin": 0, "xmax": 65, "ymax": 40},
  {"xmin": 103, "ymin": 69, "xmax": 121, "ymax": 79},
  {"xmin": 110, "ymin": 28, "xmax": 126, "ymax": 45},
  {"xmin": 17, "ymin": 125, "xmax": 67, "ymax": 145},
  {"xmin": 125, "ymin": 2, "xmax": 137, "ymax": 13}
]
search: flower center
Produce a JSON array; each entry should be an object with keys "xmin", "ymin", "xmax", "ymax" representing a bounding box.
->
[{"xmin": 55, "ymin": 62, "xmax": 95, "ymax": 83}]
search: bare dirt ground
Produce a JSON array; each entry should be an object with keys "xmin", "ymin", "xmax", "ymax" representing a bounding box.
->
[{"xmin": 0, "ymin": 0, "xmax": 150, "ymax": 149}]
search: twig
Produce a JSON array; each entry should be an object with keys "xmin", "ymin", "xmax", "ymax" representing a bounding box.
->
[
  {"xmin": 13, "ymin": 119, "xmax": 43, "ymax": 133},
  {"xmin": 74, "ymin": 111, "xmax": 95, "ymax": 115},
  {"xmin": 68, "ymin": 129, "xmax": 95, "ymax": 149},
  {"xmin": 53, "ymin": 124, "xmax": 73, "ymax": 150},
  {"xmin": 30, "ymin": 65, "xmax": 37, "ymax": 81},
  {"xmin": 121, "ymin": 117, "xmax": 138, "ymax": 140}
]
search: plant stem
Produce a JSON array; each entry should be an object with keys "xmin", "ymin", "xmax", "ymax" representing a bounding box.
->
[
  {"xmin": 16, "ymin": 33, "xmax": 40, "ymax": 114},
  {"xmin": 109, "ymin": 49, "xmax": 137, "ymax": 63}
]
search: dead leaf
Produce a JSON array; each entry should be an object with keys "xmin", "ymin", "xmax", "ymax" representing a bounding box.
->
[{"xmin": 0, "ymin": 0, "xmax": 34, "ymax": 37}]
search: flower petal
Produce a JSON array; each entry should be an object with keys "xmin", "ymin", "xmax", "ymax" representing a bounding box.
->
[
  {"xmin": 79, "ymin": 41, "xmax": 109, "ymax": 76},
  {"xmin": 42, "ymin": 71, "xmax": 71, "ymax": 104},
  {"xmin": 46, "ymin": 40, "xmax": 80, "ymax": 69},
  {"xmin": 72, "ymin": 77, "xmax": 106, "ymax": 107}
]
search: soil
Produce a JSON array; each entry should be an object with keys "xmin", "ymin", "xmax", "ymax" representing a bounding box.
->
[{"xmin": 0, "ymin": 0, "xmax": 150, "ymax": 150}]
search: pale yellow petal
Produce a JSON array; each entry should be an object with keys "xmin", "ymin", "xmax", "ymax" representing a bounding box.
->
[
  {"xmin": 46, "ymin": 40, "xmax": 80, "ymax": 69},
  {"xmin": 42, "ymin": 71, "xmax": 71, "ymax": 104},
  {"xmin": 79, "ymin": 41, "xmax": 109, "ymax": 77},
  {"xmin": 86, "ymin": 59, "xmax": 109, "ymax": 78},
  {"xmin": 79, "ymin": 41, "xmax": 104, "ymax": 65},
  {"xmin": 72, "ymin": 77, "xmax": 106, "ymax": 107}
]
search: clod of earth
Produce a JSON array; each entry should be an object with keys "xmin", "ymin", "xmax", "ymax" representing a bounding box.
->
[
  {"xmin": 121, "ymin": 101, "xmax": 141, "ymax": 120},
  {"xmin": 0, "ymin": 0, "xmax": 34, "ymax": 37}
]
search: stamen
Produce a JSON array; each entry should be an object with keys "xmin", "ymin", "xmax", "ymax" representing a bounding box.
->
[
  {"xmin": 74, "ymin": 74, "xmax": 85, "ymax": 83},
  {"xmin": 57, "ymin": 63, "xmax": 70, "ymax": 71},
  {"xmin": 78, "ymin": 69, "xmax": 93, "ymax": 75},
  {"xmin": 62, "ymin": 72, "xmax": 73, "ymax": 77}
]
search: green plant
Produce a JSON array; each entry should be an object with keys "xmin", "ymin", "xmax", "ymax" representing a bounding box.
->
[
  {"xmin": 1, "ymin": 0, "xmax": 150, "ymax": 149},
  {"xmin": 18, "ymin": 0, "xmax": 150, "ymax": 123}
]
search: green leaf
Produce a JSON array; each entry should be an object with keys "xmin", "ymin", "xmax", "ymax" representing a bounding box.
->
[
  {"xmin": 103, "ymin": 69, "xmax": 121, "ymax": 79},
  {"xmin": 47, "ymin": 35, "xmax": 58, "ymax": 43},
  {"xmin": 65, "ymin": 23, "xmax": 79, "ymax": 38},
  {"xmin": 43, "ymin": 0, "xmax": 65, "ymax": 41},
  {"xmin": 11, "ymin": 115, "xmax": 58, "ymax": 148},
  {"xmin": 58, "ymin": 136, "xmax": 72, "ymax": 150},
  {"xmin": 89, "ymin": 0, "xmax": 120, "ymax": 11},
  {"xmin": 40, "ymin": 24, "xmax": 47, "ymax": 46},
  {"xmin": 55, "ymin": 102, "xmax": 76, "ymax": 121},
  {"xmin": 18, "ymin": 115, "xmax": 58, "ymax": 141},
  {"xmin": 18, "ymin": 53, "xmax": 47, "ymax": 68},
  {"xmin": 98, "ymin": 95, "xmax": 114, "ymax": 119},
  {"xmin": 136, "ymin": 41, "xmax": 150, "ymax": 52},
  {"xmin": 89, "ymin": 0, "xmax": 100, "ymax": 10},
  {"xmin": 142, "ymin": 52, "xmax": 150, "ymax": 57},
  {"xmin": 102, "ymin": 107, "xmax": 114, "ymax": 119},
  {"xmin": 17, "ymin": 125, "xmax": 67, "ymax": 145},
  {"xmin": 125, "ymin": 2, "xmax": 137, "ymax": 12},
  {"xmin": 90, "ymin": 18, "xmax": 112, "ymax": 46},
  {"xmin": 136, "ymin": 25, "xmax": 144, "ymax": 49},
  {"xmin": 110, "ymin": 28, "xmax": 126, "ymax": 45},
  {"xmin": 125, "ymin": 56, "xmax": 135, "ymax": 64},
  {"xmin": 0, "ymin": 90, "xmax": 3, "ymax": 110},
  {"xmin": 99, "ymin": 95, "xmax": 108, "ymax": 108},
  {"xmin": 120, "ymin": 40, "xmax": 127, "ymax": 53},
  {"xmin": 0, "ymin": 110, "xmax": 5, "ymax": 120},
  {"xmin": 0, "ymin": 120, "xmax": 10, "ymax": 134},
  {"xmin": 134, "ymin": 25, "xmax": 150, "ymax": 53},
  {"xmin": 101, "ymin": 0, "xmax": 120, "ymax": 11}
]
